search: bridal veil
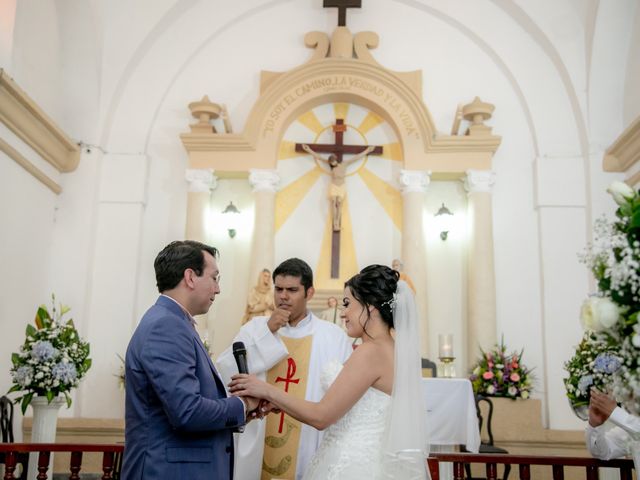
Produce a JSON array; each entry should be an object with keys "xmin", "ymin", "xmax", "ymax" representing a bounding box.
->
[{"xmin": 381, "ymin": 280, "xmax": 430, "ymax": 480}]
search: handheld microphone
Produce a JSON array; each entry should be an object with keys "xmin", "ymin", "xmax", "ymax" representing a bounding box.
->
[{"xmin": 233, "ymin": 341, "xmax": 249, "ymax": 374}]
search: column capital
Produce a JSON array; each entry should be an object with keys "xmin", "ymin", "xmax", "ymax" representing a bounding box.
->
[
  {"xmin": 464, "ymin": 169, "xmax": 496, "ymax": 194},
  {"xmin": 249, "ymin": 169, "xmax": 280, "ymax": 192},
  {"xmin": 185, "ymin": 169, "xmax": 217, "ymax": 192},
  {"xmin": 399, "ymin": 169, "xmax": 431, "ymax": 194}
]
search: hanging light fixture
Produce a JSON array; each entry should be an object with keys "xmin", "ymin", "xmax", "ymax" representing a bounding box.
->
[
  {"xmin": 222, "ymin": 201, "xmax": 241, "ymax": 238},
  {"xmin": 434, "ymin": 203, "xmax": 454, "ymax": 241}
]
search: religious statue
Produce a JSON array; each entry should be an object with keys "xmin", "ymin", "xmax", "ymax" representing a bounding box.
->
[
  {"xmin": 392, "ymin": 258, "xmax": 416, "ymax": 294},
  {"xmin": 319, "ymin": 296, "xmax": 341, "ymax": 324},
  {"xmin": 242, "ymin": 268, "xmax": 275, "ymax": 324},
  {"xmin": 302, "ymin": 143, "xmax": 375, "ymax": 231}
]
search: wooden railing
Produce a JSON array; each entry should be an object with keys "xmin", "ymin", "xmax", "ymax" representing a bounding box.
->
[
  {"xmin": 427, "ymin": 452, "xmax": 635, "ymax": 480},
  {"xmin": 0, "ymin": 443, "xmax": 123, "ymax": 480}
]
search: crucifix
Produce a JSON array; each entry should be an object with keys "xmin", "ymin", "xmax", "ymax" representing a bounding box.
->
[
  {"xmin": 323, "ymin": 0, "xmax": 362, "ymax": 27},
  {"xmin": 295, "ymin": 119, "xmax": 382, "ymax": 278}
]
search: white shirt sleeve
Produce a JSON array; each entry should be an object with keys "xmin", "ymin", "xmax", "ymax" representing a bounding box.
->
[
  {"xmin": 216, "ymin": 317, "xmax": 289, "ymax": 385},
  {"xmin": 586, "ymin": 407, "xmax": 638, "ymax": 459},
  {"xmin": 609, "ymin": 407, "xmax": 640, "ymax": 436}
]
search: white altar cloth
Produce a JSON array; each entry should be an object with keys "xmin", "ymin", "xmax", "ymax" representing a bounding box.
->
[{"xmin": 422, "ymin": 377, "xmax": 481, "ymax": 452}]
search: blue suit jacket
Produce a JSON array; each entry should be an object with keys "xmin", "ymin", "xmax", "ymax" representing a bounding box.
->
[{"xmin": 122, "ymin": 296, "xmax": 245, "ymax": 480}]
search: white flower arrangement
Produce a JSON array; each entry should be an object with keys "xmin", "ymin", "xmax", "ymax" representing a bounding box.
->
[
  {"xmin": 567, "ymin": 181, "xmax": 640, "ymax": 417},
  {"xmin": 7, "ymin": 295, "xmax": 92, "ymax": 413}
]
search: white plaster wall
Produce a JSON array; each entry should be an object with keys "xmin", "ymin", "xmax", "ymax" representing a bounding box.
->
[
  {"xmin": 0, "ymin": 147, "xmax": 58, "ymax": 440},
  {"xmin": 0, "ymin": 0, "xmax": 17, "ymax": 70},
  {"xmin": 623, "ymin": 4, "xmax": 640, "ymax": 125},
  {"xmin": 2, "ymin": 0, "xmax": 639, "ymax": 434}
]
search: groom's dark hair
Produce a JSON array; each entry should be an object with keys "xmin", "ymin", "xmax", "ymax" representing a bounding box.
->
[
  {"xmin": 273, "ymin": 258, "xmax": 313, "ymax": 293},
  {"xmin": 154, "ymin": 240, "xmax": 218, "ymax": 292}
]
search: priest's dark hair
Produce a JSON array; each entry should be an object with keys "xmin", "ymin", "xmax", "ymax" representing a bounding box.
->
[
  {"xmin": 273, "ymin": 258, "xmax": 314, "ymax": 293},
  {"xmin": 345, "ymin": 264, "xmax": 399, "ymax": 335},
  {"xmin": 154, "ymin": 240, "xmax": 219, "ymax": 292}
]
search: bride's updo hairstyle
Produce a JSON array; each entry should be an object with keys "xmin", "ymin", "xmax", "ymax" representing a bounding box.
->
[{"xmin": 345, "ymin": 264, "xmax": 400, "ymax": 335}]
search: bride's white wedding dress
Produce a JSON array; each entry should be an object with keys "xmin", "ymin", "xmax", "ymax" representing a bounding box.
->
[{"xmin": 303, "ymin": 360, "xmax": 391, "ymax": 480}]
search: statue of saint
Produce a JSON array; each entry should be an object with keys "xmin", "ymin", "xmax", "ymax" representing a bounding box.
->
[
  {"xmin": 301, "ymin": 144, "xmax": 375, "ymax": 232},
  {"xmin": 242, "ymin": 268, "xmax": 275, "ymax": 324},
  {"xmin": 392, "ymin": 258, "xmax": 416, "ymax": 294},
  {"xmin": 319, "ymin": 296, "xmax": 341, "ymax": 324}
]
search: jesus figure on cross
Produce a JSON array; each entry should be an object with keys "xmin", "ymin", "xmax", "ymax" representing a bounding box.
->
[{"xmin": 301, "ymin": 143, "xmax": 375, "ymax": 231}]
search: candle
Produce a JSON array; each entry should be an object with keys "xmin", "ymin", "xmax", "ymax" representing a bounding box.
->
[{"xmin": 439, "ymin": 334, "xmax": 454, "ymax": 358}]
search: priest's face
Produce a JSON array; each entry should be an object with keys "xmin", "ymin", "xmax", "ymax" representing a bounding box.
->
[{"xmin": 273, "ymin": 274, "xmax": 313, "ymax": 325}]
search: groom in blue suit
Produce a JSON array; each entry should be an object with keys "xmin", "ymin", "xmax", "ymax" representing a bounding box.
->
[{"xmin": 122, "ymin": 240, "xmax": 258, "ymax": 479}]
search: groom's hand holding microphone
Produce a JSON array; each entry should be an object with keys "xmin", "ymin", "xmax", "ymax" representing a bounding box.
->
[{"xmin": 232, "ymin": 342, "xmax": 277, "ymax": 420}]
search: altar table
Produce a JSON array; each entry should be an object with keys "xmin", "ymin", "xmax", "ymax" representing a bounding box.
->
[
  {"xmin": 422, "ymin": 377, "xmax": 480, "ymax": 452},
  {"xmin": 423, "ymin": 378, "xmax": 481, "ymax": 480}
]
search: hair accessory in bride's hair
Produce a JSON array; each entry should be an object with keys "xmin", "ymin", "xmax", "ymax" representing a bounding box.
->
[{"xmin": 381, "ymin": 292, "xmax": 398, "ymax": 309}]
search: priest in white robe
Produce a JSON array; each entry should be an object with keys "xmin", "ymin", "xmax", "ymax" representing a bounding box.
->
[{"xmin": 217, "ymin": 258, "xmax": 352, "ymax": 480}]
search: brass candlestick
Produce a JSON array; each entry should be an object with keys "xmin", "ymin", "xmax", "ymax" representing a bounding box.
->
[{"xmin": 438, "ymin": 356, "xmax": 456, "ymax": 378}]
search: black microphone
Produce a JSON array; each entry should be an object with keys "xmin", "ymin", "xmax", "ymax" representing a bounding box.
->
[{"xmin": 233, "ymin": 341, "xmax": 249, "ymax": 374}]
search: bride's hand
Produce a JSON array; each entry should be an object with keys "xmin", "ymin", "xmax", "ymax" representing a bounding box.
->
[{"xmin": 229, "ymin": 374, "xmax": 273, "ymax": 400}]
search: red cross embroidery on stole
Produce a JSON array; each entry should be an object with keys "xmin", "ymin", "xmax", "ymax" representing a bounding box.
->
[{"xmin": 275, "ymin": 358, "xmax": 300, "ymax": 433}]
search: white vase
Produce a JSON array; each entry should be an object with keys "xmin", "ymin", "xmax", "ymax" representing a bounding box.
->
[{"xmin": 27, "ymin": 396, "xmax": 65, "ymax": 480}]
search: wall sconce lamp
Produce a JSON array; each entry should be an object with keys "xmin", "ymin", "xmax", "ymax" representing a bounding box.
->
[
  {"xmin": 222, "ymin": 201, "xmax": 240, "ymax": 238},
  {"xmin": 434, "ymin": 203, "xmax": 454, "ymax": 241}
]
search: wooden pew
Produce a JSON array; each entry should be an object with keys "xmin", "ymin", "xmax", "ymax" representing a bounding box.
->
[
  {"xmin": 427, "ymin": 453, "xmax": 635, "ymax": 480},
  {"xmin": 0, "ymin": 443, "xmax": 123, "ymax": 480}
]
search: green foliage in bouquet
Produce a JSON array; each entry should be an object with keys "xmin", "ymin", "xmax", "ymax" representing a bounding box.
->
[
  {"xmin": 564, "ymin": 331, "xmax": 621, "ymax": 411},
  {"xmin": 469, "ymin": 337, "xmax": 533, "ymax": 399},
  {"xmin": 7, "ymin": 295, "xmax": 92, "ymax": 414}
]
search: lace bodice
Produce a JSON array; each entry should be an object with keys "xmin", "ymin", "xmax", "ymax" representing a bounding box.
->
[{"xmin": 303, "ymin": 360, "xmax": 391, "ymax": 480}]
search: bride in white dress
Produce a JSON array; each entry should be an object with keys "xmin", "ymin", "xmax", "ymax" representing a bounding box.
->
[{"xmin": 229, "ymin": 265, "xmax": 429, "ymax": 480}]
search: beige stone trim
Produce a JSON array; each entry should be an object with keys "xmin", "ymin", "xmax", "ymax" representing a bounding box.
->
[
  {"xmin": 0, "ymin": 136, "xmax": 61, "ymax": 194},
  {"xmin": 603, "ymin": 115, "xmax": 640, "ymax": 172},
  {"xmin": 0, "ymin": 69, "xmax": 80, "ymax": 173},
  {"xmin": 626, "ymin": 169, "xmax": 640, "ymax": 187},
  {"xmin": 181, "ymin": 59, "xmax": 501, "ymax": 175}
]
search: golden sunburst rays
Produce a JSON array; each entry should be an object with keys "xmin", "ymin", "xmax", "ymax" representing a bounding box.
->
[
  {"xmin": 315, "ymin": 197, "xmax": 359, "ymax": 290},
  {"xmin": 333, "ymin": 103, "xmax": 350, "ymax": 121},
  {"xmin": 275, "ymin": 167, "xmax": 324, "ymax": 232},
  {"xmin": 297, "ymin": 110, "xmax": 325, "ymax": 135},
  {"xmin": 278, "ymin": 140, "xmax": 300, "ymax": 160},
  {"xmin": 378, "ymin": 142, "xmax": 403, "ymax": 162},
  {"xmin": 276, "ymin": 103, "xmax": 403, "ymax": 254},
  {"xmin": 358, "ymin": 111, "xmax": 385, "ymax": 135},
  {"xmin": 356, "ymin": 169, "xmax": 403, "ymax": 230}
]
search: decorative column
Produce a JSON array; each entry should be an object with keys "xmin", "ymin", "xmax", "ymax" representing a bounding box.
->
[
  {"xmin": 399, "ymin": 169, "xmax": 430, "ymax": 355},
  {"xmin": 248, "ymin": 169, "xmax": 280, "ymax": 281},
  {"xmin": 185, "ymin": 169, "xmax": 217, "ymax": 241},
  {"xmin": 185, "ymin": 169, "xmax": 217, "ymax": 337},
  {"xmin": 464, "ymin": 169, "xmax": 497, "ymax": 366}
]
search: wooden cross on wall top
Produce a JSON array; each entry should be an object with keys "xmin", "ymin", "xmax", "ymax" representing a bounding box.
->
[{"xmin": 323, "ymin": 0, "xmax": 362, "ymax": 27}]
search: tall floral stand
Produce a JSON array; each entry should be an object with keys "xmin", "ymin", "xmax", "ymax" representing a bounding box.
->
[{"xmin": 27, "ymin": 396, "xmax": 65, "ymax": 480}]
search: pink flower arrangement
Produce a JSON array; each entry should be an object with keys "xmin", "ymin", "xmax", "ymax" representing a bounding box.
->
[{"xmin": 469, "ymin": 337, "xmax": 533, "ymax": 399}]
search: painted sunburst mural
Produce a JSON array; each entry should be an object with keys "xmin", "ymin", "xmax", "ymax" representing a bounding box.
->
[{"xmin": 274, "ymin": 102, "xmax": 404, "ymax": 290}]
